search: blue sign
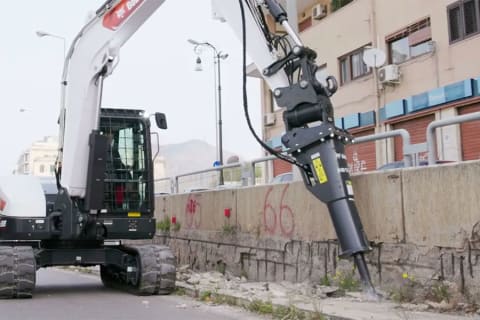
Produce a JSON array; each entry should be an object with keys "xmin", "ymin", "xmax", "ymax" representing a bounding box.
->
[
  {"xmin": 428, "ymin": 87, "xmax": 446, "ymax": 107},
  {"xmin": 343, "ymin": 113, "xmax": 360, "ymax": 129},
  {"xmin": 360, "ymin": 111, "xmax": 376, "ymax": 126},
  {"xmin": 213, "ymin": 161, "xmax": 221, "ymax": 167},
  {"xmin": 444, "ymin": 79, "xmax": 473, "ymax": 102},
  {"xmin": 384, "ymin": 99, "xmax": 406, "ymax": 119}
]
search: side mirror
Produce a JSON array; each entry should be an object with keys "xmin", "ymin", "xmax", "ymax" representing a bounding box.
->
[{"xmin": 155, "ymin": 113, "xmax": 167, "ymax": 129}]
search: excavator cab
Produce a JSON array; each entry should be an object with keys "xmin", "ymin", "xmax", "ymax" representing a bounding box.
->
[{"xmin": 100, "ymin": 108, "xmax": 153, "ymax": 213}]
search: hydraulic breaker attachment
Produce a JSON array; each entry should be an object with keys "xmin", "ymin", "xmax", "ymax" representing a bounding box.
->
[
  {"xmin": 263, "ymin": 11, "xmax": 375, "ymax": 290},
  {"xmin": 282, "ymin": 122, "xmax": 375, "ymax": 293},
  {"xmin": 221, "ymin": 0, "xmax": 376, "ymax": 293}
]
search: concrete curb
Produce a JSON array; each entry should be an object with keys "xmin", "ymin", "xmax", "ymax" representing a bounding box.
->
[{"xmin": 175, "ymin": 280, "xmax": 354, "ymax": 320}]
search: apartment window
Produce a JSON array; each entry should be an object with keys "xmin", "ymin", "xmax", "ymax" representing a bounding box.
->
[
  {"xmin": 50, "ymin": 165, "xmax": 55, "ymax": 173},
  {"xmin": 387, "ymin": 18, "xmax": 432, "ymax": 64},
  {"xmin": 39, "ymin": 165, "xmax": 45, "ymax": 173},
  {"xmin": 339, "ymin": 47, "xmax": 370, "ymax": 85},
  {"xmin": 448, "ymin": 0, "xmax": 480, "ymax": 43}
]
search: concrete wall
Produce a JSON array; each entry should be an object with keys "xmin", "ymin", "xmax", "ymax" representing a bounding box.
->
[{"xmin": 152, "ymin": 160, "xmax": 480, "ymax": 297}]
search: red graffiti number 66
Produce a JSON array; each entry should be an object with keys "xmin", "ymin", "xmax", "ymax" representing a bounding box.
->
[{"xmin": 263, "ymin": 185, "xmax": 295, "ymax": 237}]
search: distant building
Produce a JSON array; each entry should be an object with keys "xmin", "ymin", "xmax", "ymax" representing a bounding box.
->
[{"xmin": 16, "ymin": 136, "xmax": 58, "ymax": 177}]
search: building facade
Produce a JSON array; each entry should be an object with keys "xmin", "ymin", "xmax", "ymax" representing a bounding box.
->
[
  {"xmin": 16, "ymin": 136, "xmax": 58, "ymax": 177},
  {"xmin": 261, "ymin": 0, "xmax": 480, "ymax": 175}
]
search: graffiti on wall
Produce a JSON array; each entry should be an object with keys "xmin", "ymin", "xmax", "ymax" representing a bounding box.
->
[
  {"xmin": 348, "ymin": 151, "xmax": 367, "ymax": 173},
  {"xmin": 185, "ymin": 194, "xmax": 201, "ymax": 229},
  {"xmin": 263, "ymin": 185, "xmax": 295, "ymax": 237}
]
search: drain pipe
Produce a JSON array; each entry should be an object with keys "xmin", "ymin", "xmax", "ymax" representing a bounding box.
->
[
  {"xmin": 427, "ymin": 111, "xmax": 480, "ymax": 165},
  {"xmin": 353, "ymin": 129, "xmax": 412, "ymax": 167}
]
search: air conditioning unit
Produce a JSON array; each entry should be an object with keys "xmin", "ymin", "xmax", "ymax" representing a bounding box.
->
[
  {"xmin": 378, "ymin": 64, "xmax": 400, "ymax": 84},
  {"xmin": 312, "ymin": 4, "xmax": 327, "ymax": 20},
  {"xmin": 264, "ymin": 113, "xmax": 276, "ymax": 126}
]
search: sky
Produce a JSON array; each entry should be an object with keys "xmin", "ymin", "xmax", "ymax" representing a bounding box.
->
[{"xmin": 0, "ymin": 0, "xmax": 263, "ymax": 175}]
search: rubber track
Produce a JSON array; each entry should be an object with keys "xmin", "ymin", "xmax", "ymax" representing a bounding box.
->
[
  {"xmin": 100, "ymin": 245, "xmax": 176, "ymax": 296},
  {"xmin": 134, "ymin": 245, "xmax": 176, "ymax": 296},
  {"xmin": 0, "ymin": 246, "xmax": 35, "ymax": 299}
]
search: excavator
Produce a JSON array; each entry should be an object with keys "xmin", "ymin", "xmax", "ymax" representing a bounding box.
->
[{"xmin": 0, "ymin": 0, "xmax": 375, "ymax": 298}]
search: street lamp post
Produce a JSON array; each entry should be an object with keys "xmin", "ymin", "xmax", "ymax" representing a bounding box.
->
[
  {"xmin": 188, "ymin": 39, "xmax": 229, "ymax": 185},
  {"xmin": 36, "ymin": 30, "xmax": 67, "ymax": 60}
]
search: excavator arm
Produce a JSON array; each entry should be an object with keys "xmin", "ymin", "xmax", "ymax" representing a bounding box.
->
[{"xmin": 57, "ymin": 0, "xmax": 375, "ymax": 293}]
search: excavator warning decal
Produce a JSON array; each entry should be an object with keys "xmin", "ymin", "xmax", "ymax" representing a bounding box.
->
[
  {"xmin": 103, "ymin": 0, "xmax": 144, "ymax": 31},
  {"xmin": 312, "ymin": 156, "xmax": 328, "ymax": 184}
]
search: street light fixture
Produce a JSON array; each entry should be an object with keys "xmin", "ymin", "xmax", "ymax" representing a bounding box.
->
[
  {"xmin": 188, "ymin": 38, "xmax": 229, "ymax": 185},
  {"xmin": 36, "ymin": 30, "xmax": 67, "ymax": 59}
]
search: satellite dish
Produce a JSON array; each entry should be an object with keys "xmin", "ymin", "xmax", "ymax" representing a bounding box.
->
[{"xmin": 363, "ymin": 48, "xmax": 386, "ymax": 68}]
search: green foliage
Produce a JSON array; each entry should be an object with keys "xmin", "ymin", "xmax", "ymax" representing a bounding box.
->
[
  {"xmin": 390, "ymin": 273, "xmax": 421, "ymax": 303},
  {"xmin": 427, "ymin": 282, "xmax": 451, "ymax": 303},
  {"xmin": 216, "ymin": 261, "xmax": 226, "ymax": 275},
  {"xmin": 172, "ymin": 222, "xmax": 181, "ymax": 232},
  {"xmin": 273, "ymin": 305, "xmax": 307, "ymax": 319},
  {"xmin": 319, "ymin": 274, "xmax": 331, "ymax": 286},
  {"xmin": 333, "ymin": 269, "xmax": 360, "ymax": 291},
  {"xmin": 222, "ymin": 224, "xmax": 236, "ymax": 235},
  {"xmin": 248, "ymin": 300, "xmax": 274, "ymax": 314},
  {"xmin": 174, "ymin": 287, "xmax": 186, "ymax": 296},
  {"xmin": 156, "ymin": 216, "xmax": 171, "ymax": 232},
  {"xmin": 200, "ymin": 290, "xmax": 213, "ymax": 302},
  {"xmin": 330, "ymin": 0, "xmax": 353, "ymax": 12}
]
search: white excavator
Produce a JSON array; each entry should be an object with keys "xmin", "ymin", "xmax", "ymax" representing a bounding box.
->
[{"xmin": 0, "ymin": 0, "xmax": 375, "ymax": 298}]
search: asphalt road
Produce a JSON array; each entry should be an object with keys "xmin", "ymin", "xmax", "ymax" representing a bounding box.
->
[{"xmin": 0, "ymin": 268, "xmax": 262, "ymax": 320}]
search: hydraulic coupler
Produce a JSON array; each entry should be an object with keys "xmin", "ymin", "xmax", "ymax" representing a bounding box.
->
[{"xmin": 282, "ymin": 121, "xmax": 375, "ymax": 293}]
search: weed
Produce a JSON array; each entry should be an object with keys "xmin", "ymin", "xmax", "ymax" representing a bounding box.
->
[
  {"xmin": 427, "ymin": 282, "xmax": 451, "ymax": 303},
  {"xmin": 216, "ymin": 261, "xmax": 226, "ymax": 275},
  {"xmin": 311, "ymin": 300, "xmax": 326, "ymax": 320},
  {"xmin": 172, "ymin": 222, "xmax": 181, "ymax": 232},
  {"xmin": 390, "ymin": 273, "xmax": 421, "ymax": 303},
  {"xmin": 200, "ymin": 290, "xmax": 213, "ymax": 302},
  {"xmin": 273, "ymin": 305, "xmax": 307, "ymax": 319},
  {"xmin": 174, "ymin": 287, "xmax": 186, "ymax": 296},
  {"xmin": 333, "ymin": 269, "xmax": 360, "ymax": 291},
  {"xmin": 222, "ymin": 224, "xmax": 236, "ymax": 235},
  {"xmin": 156, "ymin": 216, "xmax": 171, "ymax": 232},
  {"xmin": 319, "ymin": 274, "xmax": 331, "ymax": 286},
  {"xmin": 310, "ymin": 310, "xmax": 327, "ymax": 320},
  {"xmin": 248, "ymin": 300, "xmax": 274, "ymax": 314}
]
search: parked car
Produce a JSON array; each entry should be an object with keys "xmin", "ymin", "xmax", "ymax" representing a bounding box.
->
[{"xmin": 270, "ymin": 172, "xmax": 294, "ymax": 184}]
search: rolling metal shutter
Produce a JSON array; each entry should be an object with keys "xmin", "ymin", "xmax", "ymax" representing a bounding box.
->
[
  {"xmin": 273, "ymin": 158, "xmax": 292, "ymax": 177},
  {"xmin": 345, "ymin": 129, "xmax": 376, "ymax": 172},
  {"xmin": 458, "ymin": 104, "xmax": 480, "ymax": 160},
  {"xmin": 392, "ymin": 114, "xmax": 435, "ymax": 161}
]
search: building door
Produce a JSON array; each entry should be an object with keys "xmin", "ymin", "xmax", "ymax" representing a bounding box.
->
[
  {"xmin": 458, "ymin": 104, "xmax": 480, "ymax": 160},
  {"xmin": 345, "ymin": 129, "xmax": 376, "ymax": 173},
  {"xmin": 392, "ymin": 114, "xmax": 435, "ymax": 162}
]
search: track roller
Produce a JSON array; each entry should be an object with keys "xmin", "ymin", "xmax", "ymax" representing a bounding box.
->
[{"xmin": 0, "ymin": 246, "xmax": 36, "ymax": 299}]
